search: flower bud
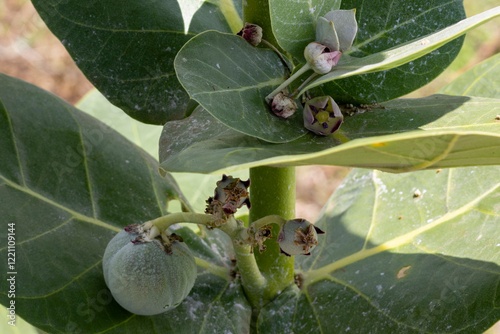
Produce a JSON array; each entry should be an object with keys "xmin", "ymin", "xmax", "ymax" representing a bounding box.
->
[
  {"xmin": 277, "ymin": 219, "xmax": 325, "ymax": 256},
  {"xmin": 271, "ymin": 92, "xmax": 298, "ymax": 118},
  {"xmin": 303, "ymin": 96, "xmax": 343, "ymax": 135},
  {"xmin": 237, "ymin": 23, "xmax": 263, "ymax": 46},
  {"xmin": 304, "ymin": 42, "xmax": 342, "ymax": 74}
]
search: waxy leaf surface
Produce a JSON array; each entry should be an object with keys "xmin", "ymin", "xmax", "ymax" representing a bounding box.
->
[
  {"xmin": 269, "ymin": 0, "xmax": 342, "ymax": 60},
  {"xmin": 175, "ymin": 31, "xmax": 307, "ymax": 143},
  {"xmin": 30, "ymin": 0, "xmax": 239, "ymax": 124},
  {"xmin": 441, "ymin": 52, "xmax": 500, "ymax": 98},
  {"xmin": 159, "ymin": 95, "xmax": 500, "ymax": 174},
  {"xmin": 303, "ymin": 5, "xmax": 500, "ymax": 101},
  {"xmin": 258, "ymin": 167, "xmax": 500, "ymax": 333},
  {"xmin": 0, "ymin": 74, "xmax": 251, "ymax": 333},
  {"xmin": 76, "ymin": 89, "xmax": 248, "ymax": 214}
]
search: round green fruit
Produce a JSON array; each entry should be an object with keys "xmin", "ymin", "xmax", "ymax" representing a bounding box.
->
[
  {"xmin": 277, "ymin": 219, "xmax": 325, "ymax": 256},
  {"xmin": 103, "ymin": 230, "xmax": 197, "ymax": 316}
]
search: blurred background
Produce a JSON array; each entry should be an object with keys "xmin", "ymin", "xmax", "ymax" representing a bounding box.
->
[{"xmin": 0, "ymin": 0, "xmax": 499, "ymax": 332}]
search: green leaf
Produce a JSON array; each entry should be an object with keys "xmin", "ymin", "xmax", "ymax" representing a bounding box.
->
[
  {"xmin": 159, "ymin": 95, "xmax": 500, "ymax": 174},
  {"xmin": 76, "ymin": 89, "xmax": 248, "ymax": 214},
  {"xmin": 304, "ymin": 0, "xmax": 469, "ymax": 103},
  {"xmin": 302, "ymin": 6, "xmax": 500, "ymax": 100},
  {"xmin": 175, "ymin": 30, "xmax": 307, "ymax": 143},
  {"xmin": 269, "ymin": 0, "xmax": 342, "ymax": 61},
  {"xmin": 441, "ymin": 52, "xmax": 500, "ymax": 98},
  {"xmin": 77, "ymin": 89, "xmax": 163, "ymax": 159},
  {"xmin": 0, "ymin": 74, "xmax": 250, "ymax": 333},
  {"xmin": 258, "ymin": 167, "xmax": 500, "ymax": 333},
  {"xmin": 30, "ymin": 0, "xmax": 238, "ymax": 125}
]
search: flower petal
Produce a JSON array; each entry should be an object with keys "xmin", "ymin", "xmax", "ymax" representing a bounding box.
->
[
  {"xmin": 323, "ymin": 9, "xmax": 358, "ymax": 52},
  {"xmin": 316, "ymin": 16, "xmax": 340, "ymax": 51}
]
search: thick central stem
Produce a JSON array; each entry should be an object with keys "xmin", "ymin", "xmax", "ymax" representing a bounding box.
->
[{"xmin": 249, "ymin": 166, "xmax": 295, "ymax": 305}]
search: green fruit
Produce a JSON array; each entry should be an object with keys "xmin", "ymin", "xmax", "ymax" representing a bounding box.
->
[
  {"xmin": 277, "ymin": 219, "xmax": 325, "ymax": 256},
  {"xmin": 102, "ymin": 230, "xmax": 197, "ymax": 316}
]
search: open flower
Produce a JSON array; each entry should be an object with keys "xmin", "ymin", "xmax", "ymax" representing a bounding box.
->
[
  {"xmin": 303, "ymin": 96, "xmax": 343, "ymax": 135},
  {"xmin": 304, "ymin": 9, "xmax": 358, "ymax": 74}
]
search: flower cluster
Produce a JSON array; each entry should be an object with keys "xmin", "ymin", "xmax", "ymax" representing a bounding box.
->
[{"xmin": 239, "ymin": 11, "xmax": 358, "ymax": 136}]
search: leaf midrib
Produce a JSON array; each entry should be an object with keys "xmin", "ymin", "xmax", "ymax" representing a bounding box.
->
[{"xmin": 0, "ymin": 175, "xmax": 120, "ymax": 232}]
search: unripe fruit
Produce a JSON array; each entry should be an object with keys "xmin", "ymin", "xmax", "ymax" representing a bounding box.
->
[
  {"xmin": 103, "ymin": 230, "xmax": 197, "ymax": 316},
  {"xmin": 277, "ymin": 219, "xmax": 325, "ymax": 256}
]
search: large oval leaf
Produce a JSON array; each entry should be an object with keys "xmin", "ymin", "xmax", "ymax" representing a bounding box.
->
[
  {"xmin": 258, "ymin": 167, "xmax": 500, "ymax": 333},
  {"xmin": 307, "ymin": 0, "xmax": 467, "ymax": 103},
  {"xmin": 159, "ymin": 95, "xmax": 500, "ymax": 174},
  {"xmin": 441, "ymin": 52, "xmax": 500, "ymax": 98},
  {"xmin": 0, "ymin": 74, "xmax": 251, "ymax": 333},
  {"xmin": 30, "ymin": 0, "xmax": 239, "ymax": 125},
  {"xmin": 175, "ymin": 30, "xmax": 308, "ymax": 143}
]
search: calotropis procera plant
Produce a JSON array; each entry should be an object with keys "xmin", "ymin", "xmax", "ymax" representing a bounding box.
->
[{"xmin": 1, "ymin": 0, "xmax": 500, "ymax": 333}]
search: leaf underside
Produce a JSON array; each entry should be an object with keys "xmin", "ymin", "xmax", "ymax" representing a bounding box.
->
[
  {"xmin": 440, "ymin": 52, "xmax": 500, "ymax": 98},
  {"xmin": 159, "ymin": 95, "xmax": 500, "ymax": 174}
]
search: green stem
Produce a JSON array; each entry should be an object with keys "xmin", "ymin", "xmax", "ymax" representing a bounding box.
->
[
  {"xmin": 248, "ymin": 215, "xmax": 287, "ymax": 233},
  {"xmin": 265, "ymin": 63, "xmax": 312, "ymax": 102},
  {"xmin": 233, "ymin": 244, "xmax": 267, "ymax": 306},
  {"xmin": 145, "ymin": 212, "xmax": 214, "ymax": 232},
  {"xmin": 249, "ymin": 166, "xmax": 296, "ymax": 306},
  {"xmin": 290, "ymin": 72, "xmax": 319, "ymax": 99},
  {"xmin": 147, "ymin": 212, "xmax": 268, "ymax": 307}
]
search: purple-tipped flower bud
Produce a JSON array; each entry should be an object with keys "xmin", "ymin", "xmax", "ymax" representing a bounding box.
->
[
  {"xmin": 237, "ymin": 23, "xmax": 263, "ymax": 46},
  {"xmin": 271, "ymin": 92, "xmax": 298, "ymax": 118},
  {"xmin": 303, "ymin": 96, "xmax": 343, "ymax": 135},
  {"xmin": 277, "ymin": 219, "xmax": 325, "ymax": 257},
  {"xmin": 304, "ymin": 42, "xmax": 342, "ymax": 74}
]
